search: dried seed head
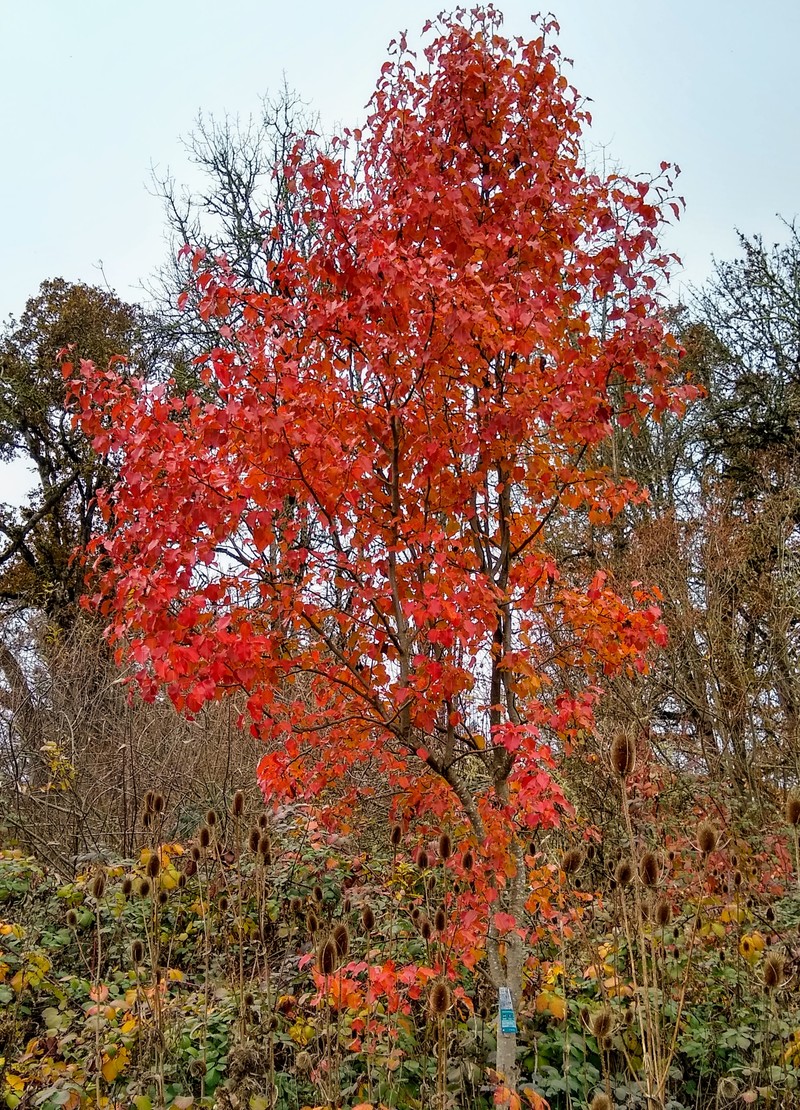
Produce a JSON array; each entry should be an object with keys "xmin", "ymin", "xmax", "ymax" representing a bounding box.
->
[
  {"xmin": 434, "ymin": 906, "xmax": 447, "ymax": 933},
  {"xmin": 158, "ymin": 889, "xmax": 168, "ymax": 906},
  {"xmin": 654, "ymin": 899, "xmax": 672, "ymax": 928},
  {"xmin": 184, "ymin": 858, "xmax": 197, "ymax": 878},
  {"xmin": 589, "ymin": 1093, "xmax": 613, "ymax": 1110},
  {"xmin": 560, "ymin": 848, "xmax": 584, "ymax": 876},
  {"xmin": 615, "ymin": 859, "xmax": 633, "ymax": 887},
  {"xmin": 610, "ymin": 732, "xmax": 636, "ymax": 777},
  {"xmin": 319, "ymin": 939, "xmax": 337, "ymax": 977},
  {"xmin": 427, "ymin": 875, "xmax": 437, "ymax": 894},
  {"xmin": 205, "ymin": 809, "xmax": 217, "ymax": 828},
  {"xmin": 198, "ymin": 826, "xmax": 211, "ymax": 849},
  {"xmin": 361, "ymin": 906, "xmax": 375, "ymax": 932},
  {"xmin": 90, "ymin": 870, "xmax": 105, "ymax": 905},
  {"xmin": 248, "ymin": 827, "xmax": 261, "ymax": 853},
  {"xmin": 763, "ymin": 953, "xmax": 785, "ymax": 990},
  {"xmin": 231, "ymin": 790, "xmax": 244, "ymax": 818},
  {"xmin": 142, "ymin": 812, "xmax": 152, "ymax": 828},
  {"xmin": 218, "ymin": 895, "xmax": 229, "ymax": 913},
  {"xmin": 306, "ymin": 909, "xmax": 319, "ymax": 934},
  {"xmin": 295, "ymin": 1050, "xmax": 312, "ymax": 1073},
  {"xmin": 734, "ymin": 869, "xmax": 743, "ymax": 888},
  {"xmin": 390, "ymin": 823, "xmax": 402, "ymax": 848},
  {"xmin": 787, "ymin": 795, "xmax": 800, "ymax": 827},
  {"xmin": 177, "ymin": 873, "xmax": 187, "ymax": 890},
  {"xmin": 121, "ymin": 876, "xmax": 133, "ymax": 898},
  {"xmin": 66, "ymin": 909, "xmax": 78, "ymax": 928},
  {"xmin": 131, "ymin": 939, "xmax": 144, "ymax": 964},
  {"xmin": 343, "ymin": 897, "xmax": 352, "ymax": 914},
  {"xmin": 143, "ymin": 790, "xmax": 155, "ymax": 813},
  {"xmin": 153, "ymin": 793, "xmax": 165, "ymax": 815},
  {"xmin": 640, "ymin": 851, "xmax": 661, "ymax": 888},
  {"xmin": 146, "ymin": 853, "xmax": 161, "ymax": 879},
  {"xmin": 139, "ymin": 878, "xmax": 151, "ymax": 899},
  {"xmin": 418, "ymin": 849, "xmax": 430, "ymax": 870},
  {"xmin": 438, "ymin": 833, "xmax": 452, "ymax": 861},
  {"xmin": 411, "ymin": 906, "xmax": 422, "ymax": 923},
  {"xmin": 766, "ymin": 906, "xmax": 775, "ymax": 923},
  {"xmin": 697, "ymin": 821, "xmax": 718, "ymax": 856},
  {"xmin": 313, "ymin": 885, "xmax": 323, "ymax": 904},
  {"xmin": 429, "ymin": 981, "xmax": 452, "ymax": 1016},
  {"xmin": 333, "ymin": 924, "xmax": 350, "ymax": 958},
  {"xmin": 463, "ymin": 850, "xmax": 474, "ymax": 872},
  {"xmin": 590, "ymin": 1006, "xmax": 613, "ymax": 1040},
  {"xmin": 421, "ymin": 918, "xmax": 433, "ymax": 941},
  {"xmin": 259, "ymin": 834, "xmax": 272, "ymax": 863}
]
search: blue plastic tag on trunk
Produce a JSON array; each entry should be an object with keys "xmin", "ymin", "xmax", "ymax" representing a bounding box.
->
[{"xmin": 499, "ymin": 986, "xmax": 518, "ymax": 1034}]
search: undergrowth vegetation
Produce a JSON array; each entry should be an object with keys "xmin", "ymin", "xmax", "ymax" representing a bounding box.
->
[{"xmin": 1, "ymin": 770, "xmax": 799, "ymax": 1110}]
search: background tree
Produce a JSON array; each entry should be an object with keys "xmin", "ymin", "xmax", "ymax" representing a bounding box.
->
[{"xmin": 72, "ymin": 10, "xmax": 692, "ymax": 1093}]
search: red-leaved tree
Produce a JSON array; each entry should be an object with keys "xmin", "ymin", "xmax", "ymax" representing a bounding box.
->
[{"xmin": 70, "ymin": 7, "xmax": 693, "ymax": 1091}]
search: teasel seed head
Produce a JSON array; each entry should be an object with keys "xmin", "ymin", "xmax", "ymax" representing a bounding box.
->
[
  {"xmin": 434, "ymin": 906, "xmax": 447, "ymax": 933},
  {"xmin": 177, "ymin": 873, "xmax": 187, "ymax": 890},
  {"xmin": 66, "ymin": 908, "xmax": 78, "ymax": 928},
  {"xmin": 463, "ymin": 849, "xmax": 474, "ymax": 872},
  {"xmin": 139, "ymin": 878, "xmax": 151, "ymax": 899},
  {"xmin": 390, "ymin": 823, "xmax": 402, "ymax": 848},
  {"xmin": 146, "ymin": 852, "xmax": 161, "ymax": 879},
  {"xmin": 411, "ymin": 906, "xmax": 422, "ymax": 923},
  {"xmin": 142, "ymin": 812, "xmax": 152, "ymax": 828},
  {"xmin": 333, "ymin": 923, "xmax": 350, "ymax": 959},
  {"xmin": 654, "ymin": 899, "xmax": 672, "ymax": 928},
  {"xmin": 421, "ymin": 918, "xmax": 432, "ymax": 941},
  {"xmin": 610, "ymin": 732, "xmax": 636, "ymax": 777},
  {"xmin": 153, "ymin": 793, "xmax": 165, "ymax": 815},
  {"xmin": 560, "ymin": 848, "xmax": 584, "ymax": 876},
  {"xmin": 143, "ymin": 790, "xmax": 155, "ymax": 813},
  {"xmin": 640, "ymin": 851, "xmax": 661, "ymax": 888},
  {"xmin": 295, "ymin": 1050, "xmax": 312, "ymax": 1073},
  {"xmin": 184, "ymin": 858, "xmax": 197, "ymax": 878},
  {"xmin": 313, "ymin": 884, "xmax": 323, "ymax": 904},
  {"xmin": 121, "ymin": 876, "xmax": 133, "ymax": 898},
  {"xmin": 429, "ymin": 981, "xmax": 452, "ymax": 1016},
  {"xmin": 131, "ymin": 939, "xmax": 144, "ymax": 965},
  {"xmin": 697, "ymin": 821, "xmax": 718, "ymax": 856},
  {"xmin": 417, "ymin": 848, "xmax": 430, "ymax": 870},
  {"xmin": 786, "ymin": 794, "xmax": 800, "ymax": 827},
  {"xmin": 205, "ymin": 809, "xmax": 217, "ymax": 828},
  {"xmin": 306, "ymin": 910, "xmax": 319, "ymax": 935},
  {"xmin": 427, "ymin": 875, "xmax": 437, "ymax": 894},
  {"xmin": 158, "ymin": 889, "xmax": 168, "ymax": 906},
  {"xmin": 248, "ymin": 827, "xmax": 261, "ymax": 853},
  {"xmin": 615, "ymin": 859, "xmax": 633, "ymax": 887},
  {"xmin": 318, "ymin": 938, "xmax": 337, "ymax": 977},
  {"xmin": 590, "ymin": 1006, "xmax": 613, "ymax": 1040},
  {"xmin": 198, "ymin": 826, "xmax": 211, "ymax": 849},
  {"xmin": 259, "ymin": 834, "xmax": 272, "ymax": 864},
  {"xmin": 438, "ymin": 832, "xmax": 452, "ymax": 861},
  {"xmin": 218, "ymin": 894, "xmax": 229, "ymax": 913},
  {"xmin": 763, "ymin": 953, "xmax": 785, "ymax": 991},
  {"xmin": 361, "ymin": 906, "xmax": 375, "ymax": 932},
  {"xmin": 589, "ymin": 1093, "xmax": 613, "ymax": 1110},
  {"xmin": 231, "ymin": 790, "xmax": 244, "ymax": 818}
]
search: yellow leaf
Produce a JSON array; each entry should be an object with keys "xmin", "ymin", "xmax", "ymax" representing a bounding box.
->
[
  {"xmin": 101, "ymin": 1046, "xmax": 129, "ymax": 1082},
  {"xmin": 5, "ymin": 1075, "xmax": 24, "ymax": 1093},
  {"xmin": 167, "ymin": 968, "xmax": 185, "ymax": 981}
]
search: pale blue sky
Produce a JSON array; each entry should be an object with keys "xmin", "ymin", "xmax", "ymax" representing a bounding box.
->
[{"xmin": 1, "ymin": 0, "xmax": 797, "ymax": 325}]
